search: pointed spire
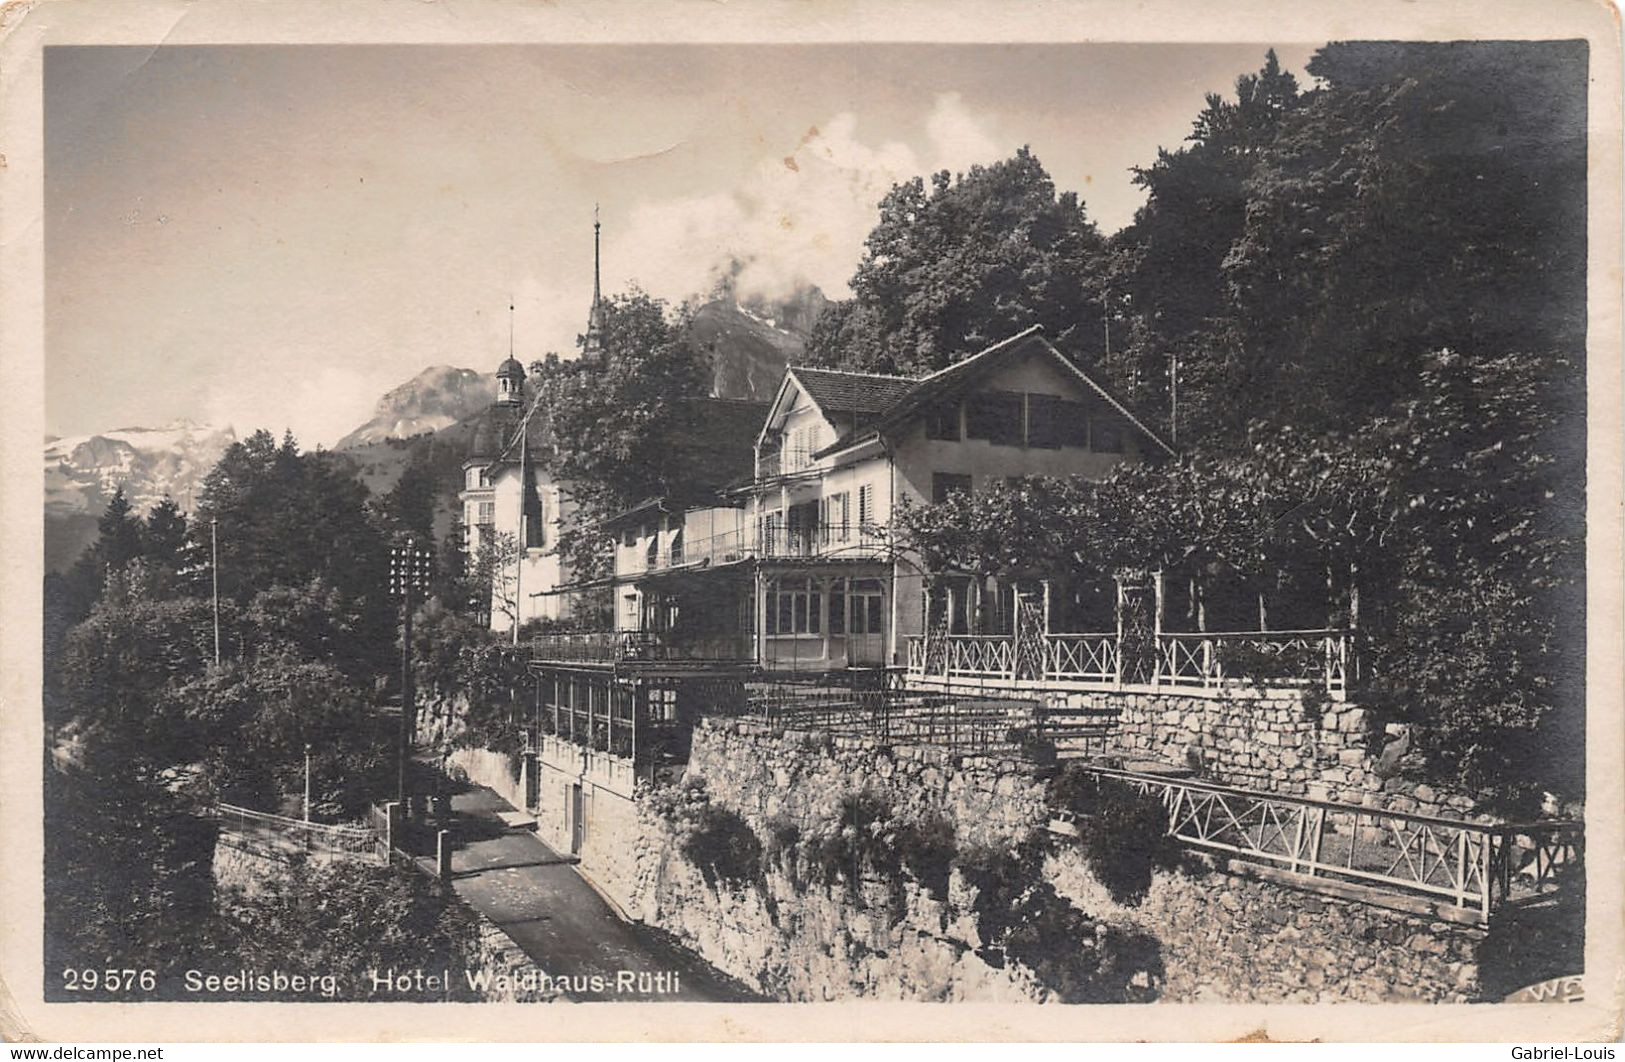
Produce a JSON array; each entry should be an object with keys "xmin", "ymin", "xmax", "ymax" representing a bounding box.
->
[
  {"xmin": 508, "ymin": 296, "xmax": 515, "ymax": 359},
  {"xmin": 582, "ymin": 206, "xmax": 606, "ymax": 368}
]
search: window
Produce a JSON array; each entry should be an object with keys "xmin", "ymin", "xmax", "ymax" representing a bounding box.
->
[
  {"xmin": 823, "ymin": 492, "xmax": 850, "ymax": 542},
  {"xmin": 476, "ymin": 501, "xmax": 495, "ymax": 526},
  {"xmin": 759, "ymin": 510, "xmax": 782, "ymax": 553},
  {"xmin": 1056, "ymin": 400, "xmax": 1090, "ymax": 448},
  {"xmin": 850, "ymin": 578, "xmax": 885, "ymax": 635},
  {"xmin": 765, "ymin": 577, "xmax": 821, "ymax": 636},
  {"xmin": 932, "ymin": 473, "xmax": 973, "ymax": 504},
  {"xmin": 523, "ymin": 474, "xmax": 545, "ymax": 548},
  {"xmin": 925, "ymin": 403, "xmax": 961, "ymax": 441},
  {"xmin": 1092, "ymin": 419, "xmax": 1125, "ymax": 453},
  {"xmin": 857, "ymin": 484, "xmax": 874, "ymax": 530},
  {"xmin": 965, "ymin": 390, "xmax": 1024, "ymax": 446},
  {"xmin": 1025, "ymin": 394, "xmax": 1065, "ymax": 449}
]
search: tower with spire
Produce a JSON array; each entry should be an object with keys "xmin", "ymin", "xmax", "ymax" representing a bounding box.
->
[{"xmin": 580, "ymin": 205, "xmax": 607, "ymax": 369}]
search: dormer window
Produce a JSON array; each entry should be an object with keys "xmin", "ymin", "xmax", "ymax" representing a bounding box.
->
[{"xmin": 965, "ymin": 391, "xmax": 1024, "ymax": 446}]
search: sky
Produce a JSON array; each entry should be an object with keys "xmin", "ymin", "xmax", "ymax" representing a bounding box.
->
[{"xmin": 45, "ymin": 43, "xmax": 1318, "ymax": 448}]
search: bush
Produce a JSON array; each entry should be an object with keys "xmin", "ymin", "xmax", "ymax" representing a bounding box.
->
[
  {"xmin": 412, "ymin": 599, "xmax": 530, "ymax": 754},
  {"xmin": 681, "ymin": 805, "xmax": 763, "ymax": 890},
  {"xmin": 955, "ymin": 834, "xmax": 1160, "ymax": 1002},
  {"xmin": 216, "ymin": 859, "xmax": 484, "ymax": 1000},
  {"xmin": 649, "ymin": 778, "xmax": 763, "ymax": 890},
  {"xmin": 760, "ymin": 814, "xmax": 802, "ymax": 875},
  {"xmin": 1048, "ymin": 767, "xmax": 1181, "ymax": 905},
  {"xmin": 798, "ymin": 792, "xmax": 958, "ymax": 915}
]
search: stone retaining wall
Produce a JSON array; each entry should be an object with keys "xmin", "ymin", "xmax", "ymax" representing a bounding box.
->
[
  {"xmin": 1051, "ymin": 688, "xmax": 1478, "ymax": 818},
  {"xmin": 685, "ymin": 718, "xmax": 1048, "ymax": 851},
  {"xmin": 630, "ymin": 716, "xmax": 1499, "ymax": 1003},
  {"xmin": 1046, "ymin": 846, "xmax": 1484, "ymax": 1003}
]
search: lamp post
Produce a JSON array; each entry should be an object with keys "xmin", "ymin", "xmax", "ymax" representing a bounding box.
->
[
  {"xmin": 389, "ymin": 539, "xmax": 433, "ymax": 810},
  {"xmin": 303, "ymin": 742, "xmax": 312, "ymax": 823}
]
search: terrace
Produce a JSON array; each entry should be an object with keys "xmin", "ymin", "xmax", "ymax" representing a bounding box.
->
[{"xmin": 906, "ymin": 627, "xmax": 1356, "ymax": 699}]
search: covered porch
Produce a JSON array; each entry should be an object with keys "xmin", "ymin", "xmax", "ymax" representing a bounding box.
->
[{"xmin": 905, "ymin": 565, "xmax": 1357, "ymax": 699}]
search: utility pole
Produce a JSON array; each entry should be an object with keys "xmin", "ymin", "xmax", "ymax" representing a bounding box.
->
[
  {"xmin": 210, "ymin": 518, "xmax": 221, "ymax": 667},
  {"xmin": 389, "ymin": 539, "xmax": 432, "ymax": 811},
  {"xmin": 303, "ymin": 742, "xmax": 312, "ymax": 823},
  {"xmin": 1169, "ymin": 350, "xmax": 1180, "ymax": 447},
  {"xmin": 1103, "ymin": 287, "xmax": 1111, "ymax": 359},
  {"xmin": 513, "ymin": 412, "xmax": 526, "ymax": 647}
]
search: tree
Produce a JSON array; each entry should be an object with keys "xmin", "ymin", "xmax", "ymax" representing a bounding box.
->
[
  {"xmin": 532, "ymin": 291, "xmax": 711, "ymax": 576},
  {"xmin": 141, "ymin": 496, "xmax": 190, "ymax": 572},
  {"xmin": 467, "ymin": 530, "xmax": 524, "ymax": 630},
  {"xmin": 381, "ymin": 454, "xmax": 437, "ymax": 542},
  {"xmin": 192, "ymin": 430, "xmax": 388, "ymax": 606},
  {"xmin": 1101, "ymin": 51, "xmax": 1302, "ymax": 417},
  {"xmin": 804, "ymin": 148, "xmax": 1109, "ymax": 377},
  {"xmin": 45, "ymin": 745, "xmax": 220, "ymax": 985},
  {"xmin": 95, "ymin": 487, "xmax": 145, "ymax": 574}
]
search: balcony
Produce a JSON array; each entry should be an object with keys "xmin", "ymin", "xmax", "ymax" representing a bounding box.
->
[
  {"xmin": 756, "ymin": 445, "xmax": 813, "ymax": 479},
  {"xmin": 529, "ymin": 629, "xmax": 756, "ymax": 666},
  {"xmin": 627, "ymin": 523, "xmax": 892, "ymax": 576}
]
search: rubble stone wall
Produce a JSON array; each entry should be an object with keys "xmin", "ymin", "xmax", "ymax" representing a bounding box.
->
[
  {"xmin": 625, "ymin": 717, "xmax": 1493, "ymax": 1003},
  {"xmin": 1049, "ymin": 688, "xmax": 1478, "ymax": 818}
]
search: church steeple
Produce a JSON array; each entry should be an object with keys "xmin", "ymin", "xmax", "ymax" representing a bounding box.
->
[{"xmin": 581, "ymin": 206, "xmax": 606, "ymax": 368}]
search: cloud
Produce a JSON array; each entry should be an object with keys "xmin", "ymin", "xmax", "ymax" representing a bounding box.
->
[
  {"xmin": 203, "ymin": 362, "xmax": 382, "ymax": 450},
  {"xmin": 605, "ymin": 92, "xmax": 1009, "ymax": 306}
]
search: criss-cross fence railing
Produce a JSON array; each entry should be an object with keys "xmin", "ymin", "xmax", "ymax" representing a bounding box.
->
[
  {"xmin": 1047, "ymin": 633, "xmax": 1118, "ymax": 683},
  {"xmin": 213, "ymin": 803, "xmax": 383, "ymax": 865},
  {"xmin": 1157, "ymin": 630, "xmax": 1352, "ymax": 695},
  {"xmin": 945, "ymin": 635, "xmax": 1016, "ymax": 679},
  {"xmin": 1066, "ymin": 767, "xmax": 1581, "ymax": 921},
  {"xmin": 905, "ymin": 629, "xmax": 1351, "ymax": 696}
]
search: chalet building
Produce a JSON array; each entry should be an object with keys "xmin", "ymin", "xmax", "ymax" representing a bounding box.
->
[{"xmin": 587, "ymin": 324, "xmax": 1174, "ymax": 675}]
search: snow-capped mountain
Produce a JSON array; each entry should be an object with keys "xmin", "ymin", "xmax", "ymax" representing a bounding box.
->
[
  {"xmin": 685, "ymin": 285, "xmax": 828, "ymax": 401},
  {"xmin": 43, "ymin": 420, "xmax": 237, "ymax": 571},
  {"xmin": 334, "ymin": 366, "xmax": 496, "ymax": 451}
]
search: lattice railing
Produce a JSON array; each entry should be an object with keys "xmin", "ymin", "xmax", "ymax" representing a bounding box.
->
[
  {"xmin": 1046, "ymin": 633, "xmax": 1118, "ymax": 683},
  {"xmin": 907, "ymin": 629, "xmax": 1350, "ymax": 696},
  {"xmin": 1158, "ymin": 629, "xmax": 1352, "ymax": 694},
  {"xmin": 946, "ymin": 635, "xmax": 1016, "ymax": 678},
  {"xmin": 1068, "ymin": 767, "xmax": 1581, "ymax": 920}
]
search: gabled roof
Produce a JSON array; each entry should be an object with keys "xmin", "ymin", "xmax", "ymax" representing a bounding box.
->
[
  {"xmin": 787, "ymin": 366, "xmax": 917, "ymax": 419},
  {"xmin": 809, "ymin": 325, "xmax": 1176, "ymax": 459}
]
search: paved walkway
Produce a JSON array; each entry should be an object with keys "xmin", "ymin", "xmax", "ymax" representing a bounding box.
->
[{"xmin": 436, "ymin": 785, "xmax": 758, "ymax": 1002}]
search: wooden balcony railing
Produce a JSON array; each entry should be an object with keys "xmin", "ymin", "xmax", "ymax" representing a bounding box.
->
[
  {"xmin": 904, "ymin": 628, "xmax": 1355, "ymax": 697},
  {"xmin": 626, "ymin": 523, "xmax": 893, "ymax": 575},
  {"xmin": 1157, "ymin": 629, "xmax": 1353, "ymax": 694},
  {"xmin": 1059, "ymin": 766, "xmax": 1582, "ymax": 921},
  {"xmin": 529, "ymin": 630, "xmax": 756, "ymax": 666}
]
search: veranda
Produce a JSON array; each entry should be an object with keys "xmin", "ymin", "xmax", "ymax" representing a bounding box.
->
[{"xmin": 904, "ymin": 566, "xmax": 1357, "ymax": 700}]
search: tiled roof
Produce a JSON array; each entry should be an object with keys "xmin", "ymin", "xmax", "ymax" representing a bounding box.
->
[
  {"xmin": 808, "ymin": 325, "xmax": 1175, "ymax": 458},
  {"xmin": 788, "ymin": 367, "xmax": 917, "ymax": 419}
]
